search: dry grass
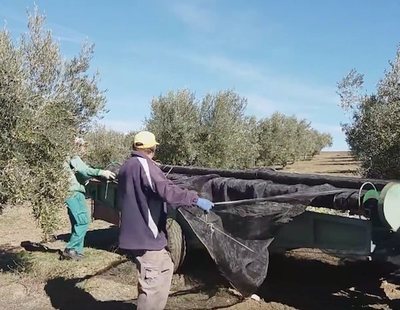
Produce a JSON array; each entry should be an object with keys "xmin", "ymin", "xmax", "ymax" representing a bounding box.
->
[
  {"xmin": 0, "ymin": 204, "xmax": 124, "ymax": 309},
  {"xmin": 25, "ymin": 248, "xmax": 122, "ymax": 281}
]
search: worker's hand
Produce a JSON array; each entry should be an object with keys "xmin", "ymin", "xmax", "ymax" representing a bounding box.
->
[
  {"xmin": 196, "ymin": 198, "xmax": 214, "ymax": 213},
  {"xmin": 100, "ymin": 170, "xmax": 116, "ymax": 180}
]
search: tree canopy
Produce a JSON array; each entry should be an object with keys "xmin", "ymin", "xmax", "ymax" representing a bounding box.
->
[
  {"xmin": 337, "ymin": 46, "xmax": 400, "ymax": 178},
  {"xmin": 0, "ymin": 8, "xmax": 105, "ymax": 237},
  {"xmin": 145, "ymin": 90, "xmax": 332, "ymax": 169}
]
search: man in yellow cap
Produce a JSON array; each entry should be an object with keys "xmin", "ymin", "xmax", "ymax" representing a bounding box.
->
[{"xmin": 118, "ymin": 131, "xmax": 213, "ymax": 310}]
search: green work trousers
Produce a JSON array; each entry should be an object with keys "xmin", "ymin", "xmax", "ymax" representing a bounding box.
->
[{"xmin": 65, "ymin": 192, "xmax": 90, "ymax": 254}]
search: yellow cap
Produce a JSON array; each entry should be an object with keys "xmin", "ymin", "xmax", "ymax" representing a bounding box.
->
[{"xmin": 133, "ymin": 131, "xmax": 159, "ymax": 149}]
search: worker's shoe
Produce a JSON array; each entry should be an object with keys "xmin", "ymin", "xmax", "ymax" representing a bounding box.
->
[{"xmin": 60, "ymin": 248, "xmax": 84, "ymax": 261}]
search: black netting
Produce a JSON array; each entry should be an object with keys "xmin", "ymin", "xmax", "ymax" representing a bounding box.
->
[
  {"xmin": 166, "ymin": 173, "xmax": 365, "ymax": 295},
  {"xmin": 103, "ymin": 164, "xmax": 374, "ymax": 296},
  {"xmin": 179, "ymin": 200, "xmax": 306, "ymax": 295}
]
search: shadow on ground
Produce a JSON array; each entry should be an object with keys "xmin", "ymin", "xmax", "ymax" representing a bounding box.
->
[
  {"xmin": 0, "ymin": 245, "xmax": 33, "ymax": 272},
  {"xmin": 318, "ymin": 162, "xmax": 359, "ymax": 166},
  {"xmin": 20, "ymin": 241, "xmax": 61, "ymax": 253},
  {"xmin": 24, "ymin": 226, "xmax": 400, "ymax": 309},
  {"xmin": 56, "ymin": 226, "xmax": 119, "ymax": 251},
  {"xmin": 42, "ymin": 228, "xmax": 400, "ymax": 309},
  {"xmin": 173, "ymin": 250, "xmax": 400, "ymax": 309},
  {"xmin": 166, "ymin": 249, "xmax": 244, "ymax": 309},
  {"xmin": 259, "ymin": 254, "xmax": 400, "ymax": 310},
  {"xmin": 45, "ymin": 276, "xmax": 135, "ymax": 310},
  {"xmin": 42, "ymin": 248, "xmax": 238, "ymax": 310},
  {"xmin": 18, "ymin": 226, "xmax": 119, "ymax": 261},
  {"xmin": 179, "ymin": 248, "xmax": 229, "ymax": 289}
]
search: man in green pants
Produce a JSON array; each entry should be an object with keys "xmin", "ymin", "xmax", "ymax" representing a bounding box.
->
[{"xmin": 61, "ymin": 137, "xmax": 115, "ymax": 260}]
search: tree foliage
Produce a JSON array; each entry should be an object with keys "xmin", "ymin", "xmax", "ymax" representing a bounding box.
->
[
  {"xmin": 0, "ymin": 7, "xmax": 335, "ymax": 238},
  {"xmin": 145, "ymin": 90, "xmax": 331, "ymax": 169},
  {"xmin": 338, "ymin": 46, "xmax": 400, "ymax": 178},
  {"xmin": 145, "ymin": 90, "xmax": 200, "ymax": 165},
  {"xmin": 84, "ymin": 125, "xmax": 133, "ymax": 168},
  {"xmin": 197, "ymin": 91, "xmax": 259, "ymax": 168},
  {"xmin": 257, "ymin": 113, "xmax": 332, "ymax": 167},
  {"xmin": 0, "ymin": 8, "xmax": 105, "ymax": 237}
]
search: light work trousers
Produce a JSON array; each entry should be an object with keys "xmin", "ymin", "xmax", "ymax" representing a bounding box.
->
[{"xmin": 133, "ymin": 248, "xmax": 174, "ymax": 310}]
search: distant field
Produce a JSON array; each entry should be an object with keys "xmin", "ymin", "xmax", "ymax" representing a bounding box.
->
[{"xmin": 283, "ymin": 151, "xmax": 360, "ymax": 176}]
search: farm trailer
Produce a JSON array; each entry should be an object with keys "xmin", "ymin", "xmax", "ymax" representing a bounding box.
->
[{"xmin": 86, "ymin": 165, "xmax": 400, "ymax": 295}]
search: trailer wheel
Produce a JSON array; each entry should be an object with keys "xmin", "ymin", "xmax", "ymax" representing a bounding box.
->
[{"xmin": 166, "ymin": 217, "xmax": 186, "ymax": 272}]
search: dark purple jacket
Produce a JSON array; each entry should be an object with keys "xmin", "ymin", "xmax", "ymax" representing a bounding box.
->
[{"xmin": 117, "ymin": 151, "xmax": 199, "ymax": 250}]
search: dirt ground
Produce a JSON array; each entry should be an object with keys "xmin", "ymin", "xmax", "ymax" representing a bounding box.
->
[
  {"xmin": 1, "ymin": 151, "xmax": 400, "ymax": 309},
  {"xmin": 282, "ymin": 151, "xmax": 360, "ymax": 176}
]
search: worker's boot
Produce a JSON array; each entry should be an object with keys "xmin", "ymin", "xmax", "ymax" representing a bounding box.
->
[{"xmin": 60, "ymin": 248, "xmax": 83, "ymax": 261}]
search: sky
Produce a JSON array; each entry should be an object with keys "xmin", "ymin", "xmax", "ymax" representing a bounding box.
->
[{"xmin": 1, "ymin": 0, "xmax": 400, "ymax": 150}]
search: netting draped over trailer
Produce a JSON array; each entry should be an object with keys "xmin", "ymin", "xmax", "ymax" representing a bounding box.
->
[
  {"xmin": 167, "ymin": 173, "xmax": 359, "ymax": 295},
  {"xmin": 104, "ymin": 163, "xmax": 369, "ymax": 296},
  {"xmin": 160, "ymin": 165, "xmax": 388, "ymax": 190},
  {"xmin": 167, "ymin": 173, "xmax": 362, "ymax": 210},
  {"xmin": 178, "ymin": 201, "xmax": 306, "ymax": 295}
]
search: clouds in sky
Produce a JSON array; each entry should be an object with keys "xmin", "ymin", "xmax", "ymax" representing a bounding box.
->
[
  {"xmin": 50, "ymin": 22, "xmax": 88, "ymax": 44},
  {"xmin": 1, "ymin": 0, "xmax": 348, "ymax": 150},
  {"xmin": 171, "ymin": 1, "xmax": 216, "ymax": 33}
]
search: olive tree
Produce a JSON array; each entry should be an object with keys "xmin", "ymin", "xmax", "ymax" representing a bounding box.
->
[
  {"xmin": 84, "ymin": 125, "xmax": 131, "ymax": 168},
  {"xmin": 338, "ymin": 46, "xmax": 400, "ymax": 178},
  {"xmin": 145, "ymin": 90, "xmax": 200, "ymax": 165},
  {"xmin": 145, "ymin": 89, "xmax": 331, "ymax": 169},
  {"xmin": 0, "ymin": 8, "xmax": 105, "ymax": 238},
  {"xmin": 257, "ymin": 113, "xmax": 332, "ymax": 167},
  {"xmin": 197, "ymin": 90, "xmax": 259, "ymax": 169},
  {"xmin": 257, "ymin": 113, "xmax": 298, "ymax": 167}
]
